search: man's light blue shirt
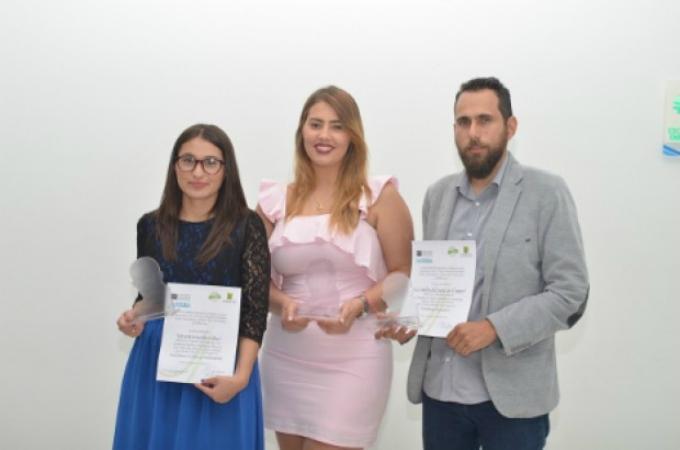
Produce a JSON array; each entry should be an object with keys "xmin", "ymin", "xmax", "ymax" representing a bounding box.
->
[{"xmin": 423, "ymin": 154, "xmax": 509, "ymax": 404}]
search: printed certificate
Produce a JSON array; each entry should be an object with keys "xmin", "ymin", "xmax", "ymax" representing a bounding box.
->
[
  {"xmin": 408, "ymin": 240, "xmax": 476, "ymax": 337},
  {"xmin": 156, "ymin": 283, "xmax": 241, "ymax": 383}
]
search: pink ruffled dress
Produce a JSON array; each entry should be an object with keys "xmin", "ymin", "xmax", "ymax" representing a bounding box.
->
[{"xmin": 258, "ymin": 176, "xmax": 396, "ymax": 448}]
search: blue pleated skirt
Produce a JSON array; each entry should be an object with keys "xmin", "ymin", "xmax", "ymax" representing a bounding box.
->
[{"xmin": 113, "ymin": 320, "xmax": 264, "ymax": 450}]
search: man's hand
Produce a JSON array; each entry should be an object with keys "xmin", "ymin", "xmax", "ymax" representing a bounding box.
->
[{"xmin": 447, "ymin": 319, "xmax": 497, "ymax": 356}]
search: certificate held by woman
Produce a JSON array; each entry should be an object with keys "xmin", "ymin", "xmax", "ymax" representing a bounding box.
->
[{"xmin": 157, "ymin": 283, "xmax": 242, "ymax": 383}]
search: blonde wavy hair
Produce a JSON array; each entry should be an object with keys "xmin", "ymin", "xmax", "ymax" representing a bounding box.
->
[{"xmin": 287, "ymin": 86, "xmax": 371, "ymax": 234}]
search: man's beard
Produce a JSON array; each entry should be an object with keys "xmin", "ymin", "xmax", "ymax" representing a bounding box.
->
[{"xmin": 457, "ymin": 138, "xmax": 507, "ymax": 179}]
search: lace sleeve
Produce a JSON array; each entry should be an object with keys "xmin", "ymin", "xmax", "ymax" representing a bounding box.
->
[
  {"xmin": 134, "ymin": 214, "xmax": 151, "ymax": 304},
  {"xmin": 239, "ymin": 211, "xmax": 270, "ymax": 344}
]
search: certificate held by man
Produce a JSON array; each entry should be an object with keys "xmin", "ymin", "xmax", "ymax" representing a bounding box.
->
[
  {"xmin": 157, "ymin": 283, "xmax": 241, "ymax": 383},
  {"xmin": 410, "ymin": 240, "xmax": 476, "ymax": 337}
]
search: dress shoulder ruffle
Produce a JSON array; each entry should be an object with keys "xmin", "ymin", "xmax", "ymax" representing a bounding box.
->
[{"xmin": 258, "ymin": 176, "xmax": 398, "ymax": 286}]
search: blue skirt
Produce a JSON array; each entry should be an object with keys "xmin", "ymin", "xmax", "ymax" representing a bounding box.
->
[{"xmin": 113, "ymin": 320, "xmax": 264, "ymax": 450}]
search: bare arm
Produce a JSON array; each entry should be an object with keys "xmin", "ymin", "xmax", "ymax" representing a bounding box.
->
[
  {"xmin": 255, "ymin": 205, "xmax": 310, "ymax": 331},
  {"xmin": 194, "ymin": 212, "xmax": 270, "ymax": 403},
  {"xmin": 195, "ymin": 337, "xmax": 259, "ymax": 403},
  {"xmin": 325, "ymin": 182, "xmax": 414, "ymax": 332},
  {"xmin": 365, "ymin": 182, "xmax": 414, "ymax": 311}
]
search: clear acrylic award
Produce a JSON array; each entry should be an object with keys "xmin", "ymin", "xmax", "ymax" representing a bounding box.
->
[
  {"xmin": 375, "ymin": 272, "xmax": 419, "ymax": 331},
  {"xmin": 130, "ymin": 257, "xmax": 176, "ymax": 324},
  {"xmin": 295, "ymin": 258, "xmax": 342, "ymax": 320}
]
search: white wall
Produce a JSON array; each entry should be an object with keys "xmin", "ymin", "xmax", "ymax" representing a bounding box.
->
[{"xmin": 1, "ymin": 0, "xmax": 679, "ymax": 448}]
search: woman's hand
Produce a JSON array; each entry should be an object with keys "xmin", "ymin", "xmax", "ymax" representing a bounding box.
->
[
  {"xmin": 374, "ymin": 313, "xmax": 417, "ymax": 344},
  {"xmin": 194, "ymin": 374, "xmax": 248, "ymax": 404},
  {"xmin": 374, "ymin": 322, "xmax": 417, "ymax": 344},
  {"xmin": 281, "ymin": 299, "xmax": 311, "ymax": 332},
  {"xmin": 116, "ymin": 309, "xmax": 144, "ymax": 337},
  {"xmin": 316, "ymin": 298, "xmax": 363, "ymax": 334}
]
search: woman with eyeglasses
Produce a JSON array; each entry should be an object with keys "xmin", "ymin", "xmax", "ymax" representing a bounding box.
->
[
  {"xmin": 113, "ymin": 124, "xmax": 270, "ymax": 450},
  {"xmin": 257, "ymin": 86, "xmax": 414, "ymax": 450}
]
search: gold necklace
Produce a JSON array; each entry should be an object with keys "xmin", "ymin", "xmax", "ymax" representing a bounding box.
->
[
  {"xmin": 313, "ymin": 194, "xmax": 333, "ymax": 213},
  {"xmin": 314, "ymin": 199, "xmax": 329, "ymax": 213}
]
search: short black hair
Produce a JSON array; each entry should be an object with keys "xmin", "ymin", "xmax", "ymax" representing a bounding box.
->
[{"xmin": 454, "ymin": 77, "xmax": 513, "ymax": 120}]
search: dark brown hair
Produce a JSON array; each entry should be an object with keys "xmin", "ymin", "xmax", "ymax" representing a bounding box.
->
[
  {"xmin": 455, "ymin": 77, "xmax": 513, "ymax": 120},
  {"xmin": 156, "ymin": 124, "xmax": 248, "ymax": 264}
]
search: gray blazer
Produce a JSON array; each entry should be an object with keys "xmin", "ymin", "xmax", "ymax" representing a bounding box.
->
[{"xmin": 406, "ymin": 154, "xmax": 589, "ymax": 418}]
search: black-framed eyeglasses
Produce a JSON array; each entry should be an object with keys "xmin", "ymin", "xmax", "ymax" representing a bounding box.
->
[{"xmin": 175, "ymin": 155, "xmax": 225, "ymax": 175}]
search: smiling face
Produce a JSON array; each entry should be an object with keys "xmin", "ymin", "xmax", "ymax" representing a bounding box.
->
[
  {"xmin": 301, "ymin": 101, "xmax": 352, "ymax": 170},
  {"xmin": 454, "ymin": 89, "xmax": 517, "ymax": 179},
  {"xmin": 174, "ymin": 137, "xmax": 225, "ymax": 205}
]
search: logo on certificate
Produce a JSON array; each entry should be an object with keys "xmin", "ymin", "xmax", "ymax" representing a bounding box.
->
[
  {"xmin": 170, "ymin": 292, "xmax": 191, "ymax": 309},
  {"xmin": 416, "ymin": 249, "xmax": 434, "ymax": 263},
  {"xmin": 448, "ymin": 245, "xmax": 473, "ymax": 257}
]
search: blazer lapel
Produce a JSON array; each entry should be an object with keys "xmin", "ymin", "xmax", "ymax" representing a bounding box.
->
[
  {"xmin": 432, "ymin": 178, "xmax": 459, "ymax": 240},
  {"xmin": 480, "ymin": 154, "xmax": 523, "ymax": 313}
]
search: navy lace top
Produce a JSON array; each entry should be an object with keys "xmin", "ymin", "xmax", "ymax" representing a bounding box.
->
[{"xmin": 136, "ymin": 210, "xmax": 270, "ymax": 344}]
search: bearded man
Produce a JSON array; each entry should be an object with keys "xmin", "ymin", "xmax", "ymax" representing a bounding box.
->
[{"xmin": 381, "ymin": 77, "xmax": 589, "ymax": 450}]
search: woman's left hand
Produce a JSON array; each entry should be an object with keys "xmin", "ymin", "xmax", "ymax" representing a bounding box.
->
[
  {"xmin": 194, "ymin": 374, "xmax": 248, "ymax": 404},
  {"xmin": 316, "ymin": 298, "xmax": 363, "ymax": 334}
]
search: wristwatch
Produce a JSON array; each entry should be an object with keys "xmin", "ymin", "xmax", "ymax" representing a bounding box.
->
[{"xmin": 356, "ymin": 293, "xmax": 370, "ymax": 318}]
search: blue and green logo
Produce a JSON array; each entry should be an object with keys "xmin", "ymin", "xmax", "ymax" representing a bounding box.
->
[{"xmin": 668, "ymin": 127, "xmax": 680, "ymax": 142}]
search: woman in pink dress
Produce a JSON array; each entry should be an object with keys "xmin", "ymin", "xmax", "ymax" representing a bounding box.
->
[{"xmin": 257, "ymin": 86, "xmax": 413, "ymax": 450}]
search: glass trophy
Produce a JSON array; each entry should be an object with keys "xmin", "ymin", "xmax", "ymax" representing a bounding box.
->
[
  {"xmin": 295, "ymin": 303, "xmax": 340, "ymax": 320},
  {"xmin": 295, "ymin": 258, "xmax": 342, "ymax": 320},
  {"xmin": 375, "ymin": 272, "xmax": 419, "ymax": 331},
  {"xmin": 130, "ymin": 257, "xmax": 175, "ymax": 324}
]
